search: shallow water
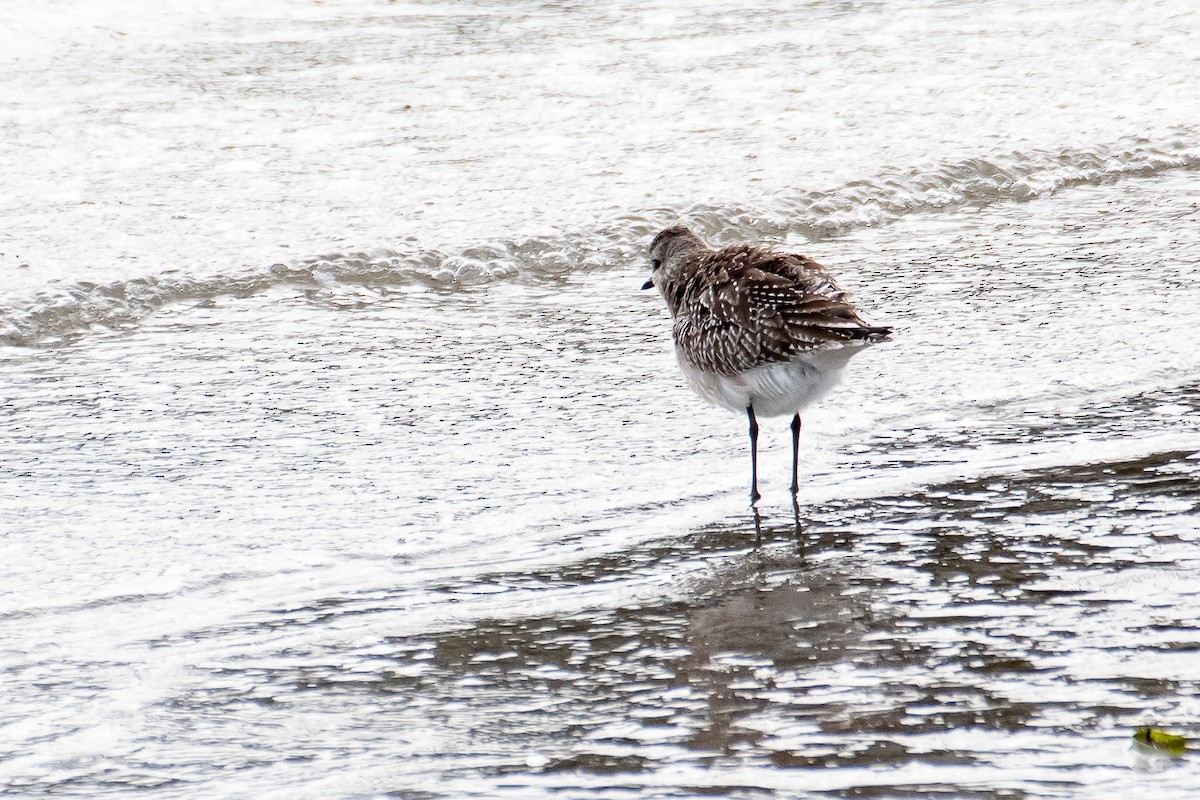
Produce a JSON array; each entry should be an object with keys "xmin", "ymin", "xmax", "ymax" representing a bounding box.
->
[{"xmin": 3, "ymin": 0, "xmax": 1200, "ymax": 797}]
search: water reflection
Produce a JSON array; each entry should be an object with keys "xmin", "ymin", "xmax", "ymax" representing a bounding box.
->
[{"xmin": 283, "ymin": 442, "xmax": 1196, "ymax": 795}]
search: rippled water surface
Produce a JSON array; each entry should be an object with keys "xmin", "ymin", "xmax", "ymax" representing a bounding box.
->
[{"xmin": 3, "ymin": 0, "xmax": 1200, "ymax": 797}]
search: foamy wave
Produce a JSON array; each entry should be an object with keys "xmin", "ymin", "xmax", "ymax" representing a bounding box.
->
[
  {"xmin": 2, "ymin": 133, "xmax": 1196, "ymax": 346},
  {"xmin": 678, "ymin": 132, "xmax": 1200, "ymax": 242}
]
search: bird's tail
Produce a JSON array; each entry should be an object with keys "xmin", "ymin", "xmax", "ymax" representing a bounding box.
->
[{"xmin": 849, "ymin": 325, "xmax": 894, "ymax": 342}]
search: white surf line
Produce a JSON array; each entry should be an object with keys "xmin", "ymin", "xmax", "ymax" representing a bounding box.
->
[
  {"xmin": 9, "ymin": 430, "xmax": 1196, "ymax": 672},
  {"xmin": 133, "ymin": 430, "xmax": 1200, "ymax": 657},
  {"xmin": 390, "ymin": 431, "xmax": 1200, "ymax": 579},
  {"xmin": 820, "ymin": 430, "xmax": 1200, "ymax": 504}
]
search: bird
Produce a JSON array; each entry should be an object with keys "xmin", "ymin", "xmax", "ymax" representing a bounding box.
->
[{"xmin": 643, "ymin": 225, "xmax": 892, "ymax": 505}]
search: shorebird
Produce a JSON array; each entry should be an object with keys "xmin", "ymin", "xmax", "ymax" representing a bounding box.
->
[{"xmin": 643, "ymin": 225, "xmax": 891, "ymax": 505}]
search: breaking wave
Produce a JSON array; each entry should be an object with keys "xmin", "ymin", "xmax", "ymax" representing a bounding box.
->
[{"xmin": 2, "ymin": 132, "xmax": 1197, "ymax": 346}]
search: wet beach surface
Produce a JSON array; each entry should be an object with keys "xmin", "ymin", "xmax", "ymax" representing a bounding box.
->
[
  {"xmin": 5, "ymin": 170, "xmax": 1200, "ymax": 798},
  {"xmin": 3, "ymin": 0, "xmax": 1200, "ymax": 797}
]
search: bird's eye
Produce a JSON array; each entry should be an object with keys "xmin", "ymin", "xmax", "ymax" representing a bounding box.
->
[{"xmin": 651, "ymin": 259, "xmax": 662, "ymax": 270}]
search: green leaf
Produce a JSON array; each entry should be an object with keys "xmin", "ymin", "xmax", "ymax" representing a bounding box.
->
[{"xmin": 1133, "ymin": 726, "xmax": 1188, "ymax": 757}]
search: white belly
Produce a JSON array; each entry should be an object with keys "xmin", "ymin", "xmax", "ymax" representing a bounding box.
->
[{"xmin": 677, "ymin": 344, "xmax": 870, "ymax": 418}]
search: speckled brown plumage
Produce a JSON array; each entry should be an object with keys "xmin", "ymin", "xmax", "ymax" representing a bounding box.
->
[{"xmin": 648, "ymin": 226, "xmax": 891, "ymax": 375}]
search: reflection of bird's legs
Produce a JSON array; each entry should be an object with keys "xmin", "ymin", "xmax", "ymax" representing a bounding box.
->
[
  {"xmin": 792, "ymin": 492, "xmax": 805, "ymax": 550},
  {"xmin": 753, "ymin": 505, "xmax": 763, "ymax": 548},
  {"xmin": 789, "ymin": 413, "xmax": 802, "ymax": 495},
  {"xmin": 747, "ymin": 405, "xmax": 761, "ymax": 505}
]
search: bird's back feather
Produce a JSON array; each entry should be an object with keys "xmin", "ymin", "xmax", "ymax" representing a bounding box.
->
[{"xmin": 670, "ymin": 244, "xmax": 892, "ymax": 375}]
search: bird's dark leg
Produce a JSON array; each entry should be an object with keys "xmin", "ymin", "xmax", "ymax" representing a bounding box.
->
[
  {"xmin": 746, "ymin": 404, "xmax": 761, "ymax": 506},
  {"xmin": 789, "ymin": 413, "xmax": 802, "ymax": 495}
]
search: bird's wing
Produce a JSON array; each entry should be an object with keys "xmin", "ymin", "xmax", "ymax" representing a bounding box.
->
[{"xmin": 673, "ymin": 246, "xmax": 891, "ymax": 374}]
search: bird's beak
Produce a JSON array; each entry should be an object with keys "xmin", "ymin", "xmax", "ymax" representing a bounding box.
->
[{"xmin": 641, "ymin": 278, "xmax": 655, "ymax": 290}]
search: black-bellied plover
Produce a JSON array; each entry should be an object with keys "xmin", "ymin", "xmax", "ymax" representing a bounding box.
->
[{"xmin": 643, "ymin": 225, "xmax": 892, "ymax": 505}]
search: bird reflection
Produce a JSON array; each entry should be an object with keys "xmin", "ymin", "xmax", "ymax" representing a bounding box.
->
[
  {"xmin": 678, "ymin": 563, "xmax": 879, "ymax": 754},
  {"xmin": 750, "ymin": 499, "xmax": 807, "ymax": 550}
]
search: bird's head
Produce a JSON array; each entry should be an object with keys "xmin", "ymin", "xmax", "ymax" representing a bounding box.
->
[{"xmin": 642, "ymin": 225, "xmax": 708, "ymax": 294}]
